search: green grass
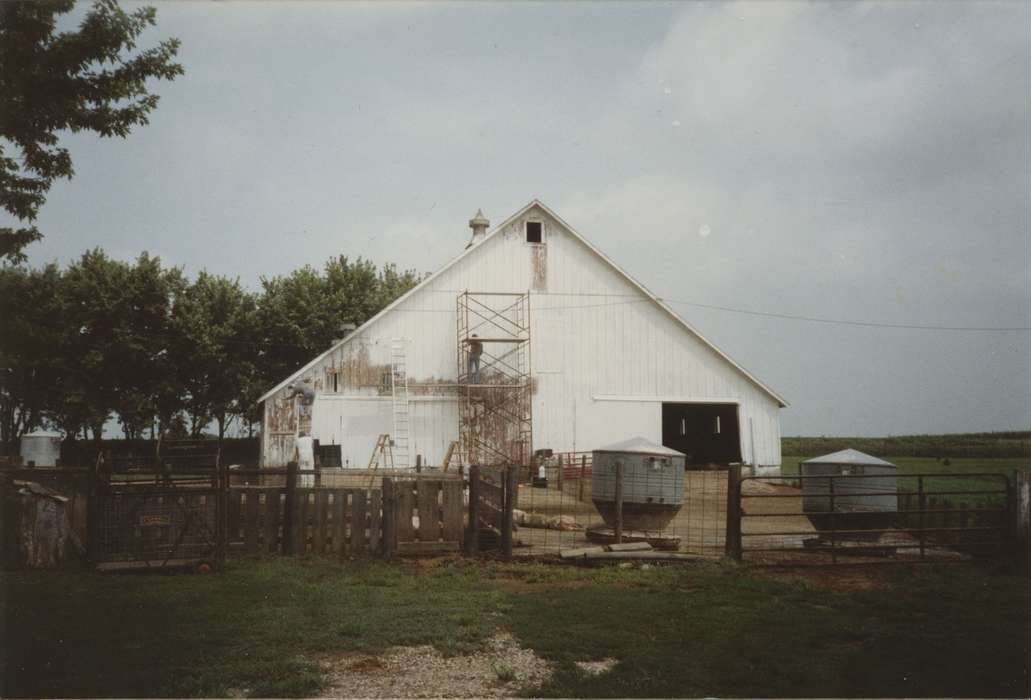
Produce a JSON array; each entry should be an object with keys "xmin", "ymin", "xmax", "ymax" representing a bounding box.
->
[
  {"xmin": 782, "ymin": 455, "xmax": 1026, "ymax": 506},
  {"xmin": 504, "ymin": 561, "xmax": 1030, "ymax": 698},
  {"xmin": 2, "ymin": 557, "xmax": 1029, "ymax": 698},
  {"xmin": 1, "ymin": 557, "xmax": 504, "ymax": 697}
]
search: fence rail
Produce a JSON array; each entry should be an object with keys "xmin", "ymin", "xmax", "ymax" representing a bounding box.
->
[
  {"xmin": 735, "ymin": 472, "xmax": 1013, "ymax": 564},
  {"xmin": 4, "ymin": 460, "xmax": 1026, "ymax": 569}
]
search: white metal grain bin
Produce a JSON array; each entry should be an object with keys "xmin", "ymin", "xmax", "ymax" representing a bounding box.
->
[
  {"xmin": 19, "ymin": 430, "xmax": 63, "ymax": 467},
  {"xmin": 592, "ymin": 436, "xmax": 685, "ymax": 530},
  {"xmin": 801, "ymin": 449, "xmax": 898, "ymax": 531}
]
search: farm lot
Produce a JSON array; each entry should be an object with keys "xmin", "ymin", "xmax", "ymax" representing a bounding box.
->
[{"xmin": 3, "ymin": 557, "xmax": 1029, "ymax": 699}]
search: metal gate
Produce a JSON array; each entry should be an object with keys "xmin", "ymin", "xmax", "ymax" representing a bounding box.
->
[
  {"xmin": 89, "ymin": 446, "xmax": 225, "ymax": 572},
  {"xmin": 731, "ymin": 472, "xmax": 1013, "ymax": 564}
]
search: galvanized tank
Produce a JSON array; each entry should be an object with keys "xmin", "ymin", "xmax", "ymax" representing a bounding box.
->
[
  {"xmin": 801, "ymin": 449, "xmax": 898, "ymax": 532},
  {"xmin": 19, "ymin": 430, "xmax": 63, "ymax": 467},
  {"xmin": 592, "ymin": 437, "xmax": 685, "ymax": 530}
]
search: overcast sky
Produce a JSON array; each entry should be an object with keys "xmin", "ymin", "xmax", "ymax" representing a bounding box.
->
[{"xmin": 11, "ymin": 1, "xmax": 1031, "ymax": 437}]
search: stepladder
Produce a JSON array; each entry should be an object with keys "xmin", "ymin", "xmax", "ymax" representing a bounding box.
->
[{"xmin": 368, "ymin": 434, "xmax": 395, "ymax": 469}]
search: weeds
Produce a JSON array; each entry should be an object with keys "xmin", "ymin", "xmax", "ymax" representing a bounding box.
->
[{"xmin": 493, "ymin": 663, "xmax": 517, "ymax": 683}]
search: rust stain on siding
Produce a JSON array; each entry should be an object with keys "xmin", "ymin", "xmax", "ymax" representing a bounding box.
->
[
  {"xmin": 267, "ymin": 433, "xmax": 296, "ymax": 467},
  {"xmin": 335, "ymin": 344, "xmax": 384, "ymax": 391},
  {"xmin": 531, "ymin": 241, "xmax": 547, "ymax": 291},
  {"xmin": 268, "ymin": 395, "xmax": 296, "ymax": 433}
]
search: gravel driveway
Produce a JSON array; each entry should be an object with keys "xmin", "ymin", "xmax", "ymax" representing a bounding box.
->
[{"xmin": 318, "ymin": 632, "xmax": 552, "ymax": 698}]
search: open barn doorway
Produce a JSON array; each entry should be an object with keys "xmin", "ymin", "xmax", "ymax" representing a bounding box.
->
[{"xmin": 662, "ymin": 403, "xmax": 742, "ymax": 468}]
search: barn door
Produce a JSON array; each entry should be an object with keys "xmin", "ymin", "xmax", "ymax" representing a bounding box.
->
[{"xmin": 662, "ymin": 403, "xmax": 742, "ymax": 467}]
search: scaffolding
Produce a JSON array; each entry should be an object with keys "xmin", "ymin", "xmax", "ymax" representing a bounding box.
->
[{"xmin": 456, "ymin": 291, "xmax": 532, "ymax": 467}]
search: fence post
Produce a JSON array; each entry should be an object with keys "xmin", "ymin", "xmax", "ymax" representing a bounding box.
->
[
  {"xmin": 579, "ymin": 455, "xmax": 587, "ymax": 502},
  {"xmin": 416, "ymin": 455, "xmax": 422, "ymax": 474},
  {"xmin": 217, "ymin": 454, "xmax": 228, "ymax": 571},
  {"xmin": 1012, "ymin": 470, "xmax": 1030, "ymax": 560},
  {"xmin": 382, "ymin": 478, "xmax": 396, "ymax": 558},
  {"xmin": 466, "ymin": 465, "xmax": 480, "ymax": 556},
  {"xmin": 917, "ymin": 476, "xmax": 925, "ymax": 560},
  {"xmin": 502, "ymin": 466, "xmax": 516, "ymax": 560},
  {"xmin": 614, "ymin": 461, "xmax": 624, "ymax": 545},
  {"xmin": 725, "ymin": 464, "xmax": 742, "ymax": 561},
  {"xmin": 829, "ymin": 476, "xmax": 837, "ymax": 564},
  {"xmin": 556, "ymin": 455, "xmax": 563, "ymax": 493},
  {"xmin": 87, "ymin": 464, "xmax": 102, "ymax": 566},
  {"xmin": 283, "ymin": 461, "xmax": 298, "ymax": 556}
]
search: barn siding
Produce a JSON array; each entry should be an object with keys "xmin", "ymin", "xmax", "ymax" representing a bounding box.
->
[{"xmin": 261, "ymin": 203, "xmax": 783, "ymax": 470}]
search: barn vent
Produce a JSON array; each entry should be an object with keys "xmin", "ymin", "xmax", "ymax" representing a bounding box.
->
[{"xmin": 467, "ymin": 209, "xmax": 489, "ymax": 247}]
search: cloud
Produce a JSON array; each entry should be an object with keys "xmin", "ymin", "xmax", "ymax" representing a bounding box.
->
[
  {"xmin": 10, "ymin": 1, "xmax": 1029, "ymax": 435},
  {"xmin": 553, "ymin": 2, "xmax": 1031, "ymax": 434}
]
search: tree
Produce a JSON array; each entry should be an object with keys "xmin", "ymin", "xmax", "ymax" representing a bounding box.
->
[
  {"xmin": 256, "ymin": 257, "xmax": 421, "ymax": 389},
  {"xmin": 0, "ymin": 250, "xmax": 421, "ymax": 447},
  {"xmin": 0, "ymin": 263, "xmax": 65, "ymax": 442},
  {"xmin": 55, "ymin": 249, "xmax": 183, "ymax": 442},
  {"xmin": 0, "ymin": 0, "xmax": 182, "ymax": 263},
  {"xmin": 107, "ymin": 253, "xmax": 184, "ymax": 440},
  {"xmin": 171, "ymin": 272, "xmax": 260, "ymax": 441}
]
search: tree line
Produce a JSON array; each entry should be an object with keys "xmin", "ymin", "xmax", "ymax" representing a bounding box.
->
[{"xmin": 0, "ymin": 250, "xmax": 420, "ymax": 445}]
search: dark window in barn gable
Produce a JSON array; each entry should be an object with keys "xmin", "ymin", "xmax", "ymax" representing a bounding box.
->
[{"xmin": 526, "ymin": 221, "xmax": 542, "ymax": 243}]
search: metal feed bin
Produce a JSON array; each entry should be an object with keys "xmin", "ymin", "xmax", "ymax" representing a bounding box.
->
[
  {"xmin": 19, "ymin": 431, "xmax": 63, "ymax": 467},
  {"xmin": 592, "ymin": 437, "xmax": 685, "ymax": 531},
  {"xmin": 801, "ymin": 449, "xmax": 898, "ymax": 533}
]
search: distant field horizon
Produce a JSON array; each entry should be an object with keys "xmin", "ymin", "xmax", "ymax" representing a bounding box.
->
[{"xmin": 781, "ymin": 430, "xmax": 1030, "ymax": 459}]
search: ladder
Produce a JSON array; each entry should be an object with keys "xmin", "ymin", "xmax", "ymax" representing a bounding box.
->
[
  {"xmin": 441, "ymin": 440, "xmax": 465, "ymax": 472},
  {"xmin": 367, "ymin": 433, "xmax": 394, "ymax": 469},
  {"xmin": 390, "ymin": 339, "xmax": 410, "ymax": 469}
]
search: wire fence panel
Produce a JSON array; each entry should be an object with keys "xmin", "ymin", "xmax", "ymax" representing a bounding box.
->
[
  {"xmin": 95, "ymin": 485, "xmax": 219, "ymax": 571},
  {"xmin": 509, "ymin": 454, "xmax": 729, "ymax": 558},
  {"xmin": 739, "ymin": 472, "xmax": 1012, "ymax": 565}
]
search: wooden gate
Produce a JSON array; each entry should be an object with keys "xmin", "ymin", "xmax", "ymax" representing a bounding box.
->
[
  {"xmin": 466, "ymin": 465, "xmax": 517, "ymax": 557},
  {"xmin": 383, "ymin": 477, "xmax": 465, "ymax": 555}
]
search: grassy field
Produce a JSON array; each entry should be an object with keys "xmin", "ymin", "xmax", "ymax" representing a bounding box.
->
[
  {"xmin": 3, "ymin": 557, "xmax": 1029, "ymax": 698},
  {"xmin": 782, "ymin": 431, "xmax": 1031, "ymax": 459}
]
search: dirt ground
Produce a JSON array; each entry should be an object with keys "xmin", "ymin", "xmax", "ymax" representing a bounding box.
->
[{"xmin": 512, "ymin": 474, "xmax": 816, "ymax": 557}]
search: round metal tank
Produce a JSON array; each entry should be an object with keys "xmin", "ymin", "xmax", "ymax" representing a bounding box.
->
[
  {"xmin": 801, "ymin": 449, "xmax": 898, "ymax": 532},
  {"xmin": 19, "ymin": 430, "xmax": 63, "ymax": 467},
  {"xmin": 592, "ymin": 437, "xmax": 685, "ymax": 531}
]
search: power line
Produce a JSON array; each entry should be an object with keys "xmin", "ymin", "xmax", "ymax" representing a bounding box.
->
[
  {"xmin": 405, "ymin": 289, "xmax": 1031, "ymax": 331},
  {"xmin": 657, "ymin": 298, "xmax": 1031, "ymax": 332}
]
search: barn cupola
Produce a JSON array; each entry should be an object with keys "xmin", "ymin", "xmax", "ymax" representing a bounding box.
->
[{"xmin": 467, "ymin": 209, "xmax": 489, "ymax": 248}]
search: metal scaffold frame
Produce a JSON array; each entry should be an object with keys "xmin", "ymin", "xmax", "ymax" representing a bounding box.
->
[{"xmin": 456, "ymin": 291, "xmax": 532, "ymax": 468}]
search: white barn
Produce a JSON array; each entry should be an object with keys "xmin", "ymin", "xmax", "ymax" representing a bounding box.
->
[{"xmin": 258, "ymin": 200, "xmax": 786, "ymax": 475}]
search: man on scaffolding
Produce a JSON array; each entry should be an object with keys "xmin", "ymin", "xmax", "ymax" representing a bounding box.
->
[{"xmin": 467, "ymin": 334, "xmax": 483, "ymax": 383}]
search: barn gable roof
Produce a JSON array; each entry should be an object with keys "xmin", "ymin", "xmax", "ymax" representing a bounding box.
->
[{"xmin": 259, "ymin": 199, "xmax": 788, "ymax": 406}]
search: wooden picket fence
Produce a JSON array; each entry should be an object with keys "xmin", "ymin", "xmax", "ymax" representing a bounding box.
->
[
  {"xmin": 226, "ymin": 466, "xmax": 465, "ymax": 557},
  {"xmin": 227, "ymin": 487, "xmax": 383, "ymax": 555}
]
